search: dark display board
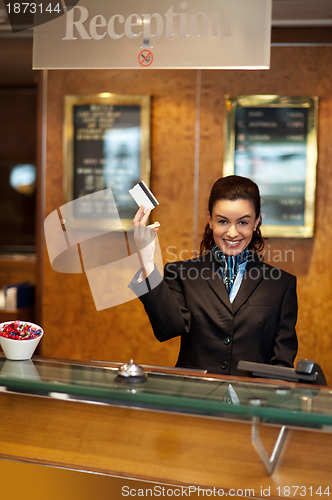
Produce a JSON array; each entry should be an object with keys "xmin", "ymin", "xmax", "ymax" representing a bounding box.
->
[
  {"xmin": 224, "ymin": 96, "xmax": 318, "ymax": 238},
  {"xmin": 234, "ymin": 106, "xmax": 307, "ymax": 225},
  {"xmin": 64, "ymin": 94, "xmax": 151, "ymax": 225}
]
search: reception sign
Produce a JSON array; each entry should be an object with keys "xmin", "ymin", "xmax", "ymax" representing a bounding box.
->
[
  {"xmin": 33, "ymin": 0, "xmax": 272, "ymax": 69},
  {"xmin": 224, "ymin": 95, "xmax": 318, "ymax": 238}
]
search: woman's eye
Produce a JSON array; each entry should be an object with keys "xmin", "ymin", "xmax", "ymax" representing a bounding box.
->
[{"xmin": 218, "ymin": 220, "xmax": 228, "ymax": 224}]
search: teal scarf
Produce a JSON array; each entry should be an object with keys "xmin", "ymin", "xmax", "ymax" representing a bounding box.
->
[{"xmin": 212, "ymin": 244, "xmax": 249, "ymax": 294}]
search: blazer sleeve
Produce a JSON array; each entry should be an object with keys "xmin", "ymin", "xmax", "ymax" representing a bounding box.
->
[
  {"xmin": 128, "ymin": 263, "xmax": 191, "ymax": 342},
  {"xmin": 269, "ymin": 274, "xmax": 298, "ymax": 367}
]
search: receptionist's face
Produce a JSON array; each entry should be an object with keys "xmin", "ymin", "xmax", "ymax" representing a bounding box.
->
[{"xmin": 208, "ymin": 199, "xmax": 260, "ymax": 256}]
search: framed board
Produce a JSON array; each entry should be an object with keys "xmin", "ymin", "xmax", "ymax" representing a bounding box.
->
[
  {"xmin": 64, "ymin": 93, "xmax": 151, "ymax": 228},
  {"xmin": 223, "ymin": 95, "xmax": 318, "ymax": 238}
]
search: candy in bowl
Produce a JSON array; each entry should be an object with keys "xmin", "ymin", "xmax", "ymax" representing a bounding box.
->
[{"xmin": 0, "ymin": 320, "xmax": 43, "ymax": 360}]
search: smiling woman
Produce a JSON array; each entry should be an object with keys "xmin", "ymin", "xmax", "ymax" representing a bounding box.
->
[
  {"xmin": 200, "ymin": 175, "xmax": 264, "ymax": 256},
  {"xmin": 209, "ymin": 199, "xmax": 259, "ymax": 255},
  {"xmin": 129, "ymin": 175, "xmax": 298, "ymax": 376}
]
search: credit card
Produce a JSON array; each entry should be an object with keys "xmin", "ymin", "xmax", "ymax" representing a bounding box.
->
[{"xmin": 129, "ymin": 180, "xmax": 159, "ymax": 213}]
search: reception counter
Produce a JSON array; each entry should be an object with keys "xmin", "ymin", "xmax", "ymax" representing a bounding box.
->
[{"xmin": 0, "ymin": 355, "xmax": 331, "ymax": 499}]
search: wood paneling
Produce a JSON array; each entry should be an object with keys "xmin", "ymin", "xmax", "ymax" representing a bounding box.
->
[
  {"xmin": 0, "ymin": 390, "xmax": 331, "ymax": 497},
  {"xmin": 0, "ymin": 256, "xmax": 36, "ymax": 287},
  {"xmin": 0, "ymin": 87, "xmax": 37, "ymax": 161},
  {"xmin": 0, "ymin": 36, "xmax": 36, "ymax": 87},
  {"xmin": 41, "ymin": 47, "xmax": 332, "ymax": 384},
  {"xmin": 0, "ymin": 87, "xmax": 37, "ymax": 313},
  {"xmin": 271, "ymin": 28, "xmax": 332, "ymax": 45}
]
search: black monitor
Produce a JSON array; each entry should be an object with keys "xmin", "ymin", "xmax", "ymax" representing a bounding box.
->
[{"xmin": 237, "ymin": 359, "xmax": 327, "ymax": 386}]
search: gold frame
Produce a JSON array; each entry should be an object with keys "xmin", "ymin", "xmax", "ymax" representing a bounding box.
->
[
  {"xmin": 224, "ymin": 95, "xmax": 318, "ymax": 238},
  {"xmin": 64, "ymin": 93, "xmax": 151, "ymax": 228}
]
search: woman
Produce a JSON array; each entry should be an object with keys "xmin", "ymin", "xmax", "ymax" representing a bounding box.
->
[{"xmin": 130, "ymin": 175, "xmax": 298, "ymax": 375}]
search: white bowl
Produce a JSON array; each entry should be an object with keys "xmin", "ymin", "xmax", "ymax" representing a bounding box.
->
[{"xmin": 0, "ymin": 321, "xmax": 43, "ymax": 360}]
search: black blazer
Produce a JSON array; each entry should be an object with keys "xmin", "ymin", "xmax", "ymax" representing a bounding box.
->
[{"xmin": 131, "ymin": 253, "xmax": 298, "ymax": 376}]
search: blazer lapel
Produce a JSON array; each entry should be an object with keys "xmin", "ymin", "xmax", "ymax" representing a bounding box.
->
[
  {"xmin": 197, "ymin": 259, "xmax": 233, "ymax": 313},
  {"xmin": 231, "ymin": 257, "xmax": 264, "ymax": 314}
]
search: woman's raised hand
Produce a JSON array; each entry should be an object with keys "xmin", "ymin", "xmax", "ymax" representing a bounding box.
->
[{"xmin": 133, "ymin": 206, "xmax": 160, "ymax": 277}]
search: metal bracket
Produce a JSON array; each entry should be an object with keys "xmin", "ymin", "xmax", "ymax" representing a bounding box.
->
[{"xmin": 251, "ymin": 417, "xmax": 289, "ymax": 475}]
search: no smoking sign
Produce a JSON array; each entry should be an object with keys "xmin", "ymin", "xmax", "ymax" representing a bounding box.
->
[{"xmin": 138, "ymin": 49, "xmax": 154, "ymax": 67}]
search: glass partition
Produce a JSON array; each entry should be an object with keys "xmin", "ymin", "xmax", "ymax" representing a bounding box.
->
[{"xmin": 1, "ymin": 355, "xmax": 332, "ymax": 430}]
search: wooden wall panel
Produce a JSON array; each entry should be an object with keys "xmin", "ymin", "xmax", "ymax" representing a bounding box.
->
[
  {"xmin": 42, "ymin": 69, "xmax": 197, "ymax": 366},
  {"xmin": 0, "ymin": 88, "xmax": 37, "ymax": 305},
  {"xmin": 1, "ymin": 390, "xmax": 332, "ymax": 496},
  {"xmin": 199, "ymin": 47, "xmax": 332, "ymax": 384},
  {"xmin": 0, "ymin": 89, "xmax": 37, "ymax": 161},
  {"xmin": 0, "ymin": 257, "xmax": 36, "ymax": 287},
  {"xmin": 41, "ymin": 47, "xmax": 332, "ymax": 384}
]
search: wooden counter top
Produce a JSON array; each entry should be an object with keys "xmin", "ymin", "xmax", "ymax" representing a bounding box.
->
[{"xmin": 0, "ymin": 389, "xmax": 331, "ymax": 499}]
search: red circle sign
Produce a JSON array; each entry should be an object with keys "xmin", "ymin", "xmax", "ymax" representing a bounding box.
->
[{"xmin": 138, "ymin": 49, "xmax": 153, "ymax": 67}]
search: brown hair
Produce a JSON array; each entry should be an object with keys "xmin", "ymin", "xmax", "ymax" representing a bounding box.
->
[{"xmin": 199, "ymin": 175, "xmax": 264, "ymax": 254}]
